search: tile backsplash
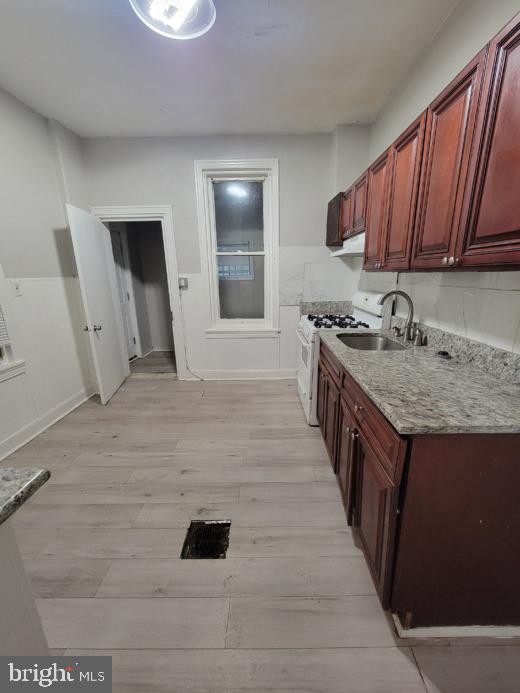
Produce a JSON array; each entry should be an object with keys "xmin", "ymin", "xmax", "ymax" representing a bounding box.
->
[
  {"xmin": 361, "ymin": 268, "xmax": 520, "ymax": 355},
  {"xmin": 279, "ymin": 247, "xmax": 362, "ymax": 307}
]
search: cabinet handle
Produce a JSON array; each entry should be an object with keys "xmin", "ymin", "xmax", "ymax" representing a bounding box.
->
[
  {"xmin": 441, "ymin": 256, "xmax": 448, "ymax": 266},
  {"xmin": 354, "ymin": 404, "xmax": 364, "ymax": 413},
  {"xmin": 350, "ymin": 431, "xmax": 359, "ymax": 441},
  {"xmin": 448, "ymin": 256, "xmax": 455, "ymax": 266}
]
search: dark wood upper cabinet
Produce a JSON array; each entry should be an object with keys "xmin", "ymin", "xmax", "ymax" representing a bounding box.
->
[
  {"xmin": 382, "ymin": 113, "xmax": 426, "ymax": 271},
  {"xmin": 351, "ymin": 172, "xmax": 368, "ymax": 236},
  {"xmin": 326, "ymin": 193, "xmax": 344, "ymax": 247},
  {"xmin": 340, "ymin": 187, "xmax": 354, "ymax": 239},
  {"xmin": 457, "ymin": 14, "xmax": 520, "ymax": 267},
  {"xmin": 331, "ymin": 13, "xmax": 520, "ymax": 270},
  {"xmin": 412, "ymin": 50, "xmax": 488, "ymax": 269},
  {"xmin": 363, "ymin": 151, "xmax": 390, "ymax": 270}
]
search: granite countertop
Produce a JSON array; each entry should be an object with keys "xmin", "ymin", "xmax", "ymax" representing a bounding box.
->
[
  {"xmin": 319, "ymin": 330, "xmax": 520, "ymax": 435},
  {"xmin": 0, "ymin": 468, "xmax": 50, "ymax": 525}
]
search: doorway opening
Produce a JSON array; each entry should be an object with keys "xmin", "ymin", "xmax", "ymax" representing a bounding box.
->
[
  {"xmin": 109, "ymin": 220, "xmax": 176, "ymax": 376},
  {"xmin": 91, "ymin": 205, "xmax": 188, "ymax": 381}
]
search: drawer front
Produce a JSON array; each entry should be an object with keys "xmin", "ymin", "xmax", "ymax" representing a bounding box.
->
[
  {"xmin": 342, "ymin": 369, "xmax": 404, "ymax": 480},
  {"xmin": 319, "ymin": 341, "xmax": 343, "ymax": 389}
]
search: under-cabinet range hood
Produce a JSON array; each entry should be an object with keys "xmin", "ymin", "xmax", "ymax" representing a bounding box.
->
[{"xmin": 329, "ymin": 232, "xmax": 365, "ymax": 257}]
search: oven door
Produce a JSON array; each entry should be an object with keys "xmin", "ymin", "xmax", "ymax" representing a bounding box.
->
[{"xmin": 297, "ymin": 327, "xmax": 314, "ymax": 398}]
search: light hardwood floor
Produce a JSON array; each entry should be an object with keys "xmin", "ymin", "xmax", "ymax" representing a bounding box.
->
[
  {"xmin": 130, "ymin": 350, "xmax": 177, "ymax": 375},
  {"xmin": 4, "ymin": 378, "xmax": 520, "ymax": 692}
]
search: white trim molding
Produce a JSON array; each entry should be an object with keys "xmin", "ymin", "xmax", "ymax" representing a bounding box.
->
[
  {"xmin": 0, "ymin": 388, "xmax": 93, "ymax": 462},
  {"xmin": 90, "ymin": 205, "xmax": 192, "ymax": 381},
  {"xmin": 196, "ymin": 369, "xmax": 297, "ymax": 380},
  {"xmin": 194, "ymin": 159, "xmax": 280, "ymax": 336},
  {"xmin": 0, "ymin": 360, "xmax": 27, "ymax": 384}
]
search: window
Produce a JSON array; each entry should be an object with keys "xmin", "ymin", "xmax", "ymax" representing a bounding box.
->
[{"xmin": 195, "ymin": 160, "xmax": 279, "ymax": 336}]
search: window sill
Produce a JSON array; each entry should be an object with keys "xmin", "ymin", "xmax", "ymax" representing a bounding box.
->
[
  {"xmin": 205, "ymin": 328, "xmax": 280, "ymax": 340},
  {"xmin": 0, "ymin": 360, "xmax": 27, "ymax": 383}
]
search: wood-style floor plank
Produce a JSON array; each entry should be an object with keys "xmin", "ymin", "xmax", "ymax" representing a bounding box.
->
[{"xmin": 1, "ymin": 377, "xmax": 435, "ymax": 691}]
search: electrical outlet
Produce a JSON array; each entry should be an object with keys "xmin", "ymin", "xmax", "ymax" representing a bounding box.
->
[{"xmin": 10, "ymin": 280, "xmax": 22, "ymax": 297}]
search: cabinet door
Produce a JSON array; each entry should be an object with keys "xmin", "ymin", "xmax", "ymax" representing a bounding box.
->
[
  {"xmin": 355, "ymin": 431, "xmax": 396, "ymax": 607},
  {"xmin": 324, "ymin": 376, "xmax": 340, "ymax": 469},
  {"xmin": 317, "ymin": 363, "xmax": 328, "ymax": 434},
  {"xmin": 352, "ymin": 173, "xmax": 368, "ymax": 236},
  {"xmin": 457, "ymin": 16, "xmax": 520, "ymax": 267},
  {"xmin": 337, "ymin": 399, "xmax": 357, "ymax": 524},
  {"xmin": 412, "ymin": 50, "xmax": 487, "ymax": 269},
  {"xmin": 341, "ymin": 188, "xmax": 353, "ymax": 239},
  {"xmin": 326, "ymin": 194, "xmax": 343, "ymax": 247},
  {"xmin": 382, "ymin": 113, "xmax": 426, "ymax": 270},
  {"xmin": 364, "ymin": 151, "xmax": 391, "ymax": 270}
]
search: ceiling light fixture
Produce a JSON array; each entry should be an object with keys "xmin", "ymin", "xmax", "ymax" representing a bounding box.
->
[{"xmin": 128, "ymin": 0, "xmax": 216, "ymax": 40}]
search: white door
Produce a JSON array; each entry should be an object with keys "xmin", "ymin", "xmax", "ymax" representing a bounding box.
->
[
  {"xmin": 110, "ymin": 230, "xmax": 138, "ymax": 360},
  {"xmin": 67, "ymin": 205, "xmax": 130, "ymax": 404}
]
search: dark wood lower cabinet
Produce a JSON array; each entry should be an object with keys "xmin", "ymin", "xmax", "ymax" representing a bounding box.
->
[
  {"xmin": 318, "ymin": 341, "xmax": 520, "ymax": 628},
  {"xmin": 354, "ymin": 430, "xmax": 397, "ymax": 608},
  {"xmin": 336, "ymin": 399, "xmax": 357, "ymax": 524},
  {"xmin": 317, "ymin": 358, "xmax": 340, "ymax": 471}
]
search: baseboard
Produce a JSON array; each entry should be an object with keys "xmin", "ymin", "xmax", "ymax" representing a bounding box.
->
[
  {"xmin": 195, "ymin": 369, "xmax": 297, "ymax": 380},
  {"xmin": 0, "ymin": 387, "xmax": 94, "ymax": 462},
  {"xmin": 392, "ymin": 613, "xmax": 520, "ymax": 639}
]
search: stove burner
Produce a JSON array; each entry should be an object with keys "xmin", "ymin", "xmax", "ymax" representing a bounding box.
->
[{"xmin": 307, "ymin": 314, "xmax": 369, "ymax": 330}]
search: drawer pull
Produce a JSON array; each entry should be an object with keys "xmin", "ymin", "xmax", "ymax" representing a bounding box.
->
[{"xmin": 354, "ymin": 404, "xmax": 364, "ymax": 413}]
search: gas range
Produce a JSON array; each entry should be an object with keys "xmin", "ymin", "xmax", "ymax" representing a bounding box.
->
[{"xmin": 297, "ymin": 291, "xmax": 391, "ymax": 425}]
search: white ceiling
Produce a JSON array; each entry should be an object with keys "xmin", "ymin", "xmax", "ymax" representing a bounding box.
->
[{"xmin": 0, "ymin": 0, "xmax": 459, "ymax": 137}]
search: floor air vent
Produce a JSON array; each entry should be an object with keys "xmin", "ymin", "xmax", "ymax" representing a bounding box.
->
[{"xmin": 180, "ymin": 520, "xmax": 231, "ymax": 559}]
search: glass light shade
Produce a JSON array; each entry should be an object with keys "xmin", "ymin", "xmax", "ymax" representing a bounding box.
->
[{"xmin": 128, "ymin": 0, "xmax": 216, "ymax": 40}]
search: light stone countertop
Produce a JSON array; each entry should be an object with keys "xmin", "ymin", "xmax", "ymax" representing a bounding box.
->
[
  {"xmin": 0, "ymin": 467, "xmax": 50, "ymax": 525},
  {"xmin": 319, "ymin": 330, "xmax": 520, "ymax": 435}
]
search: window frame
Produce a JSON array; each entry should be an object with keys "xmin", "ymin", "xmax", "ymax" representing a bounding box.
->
[{"xmin": 195, "ymin": 159, "xmax": 280, "ymax": 338}]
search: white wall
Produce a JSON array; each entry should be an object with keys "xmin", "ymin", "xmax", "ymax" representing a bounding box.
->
[
  {"xmin": 0, "ymin": 87, "xmax": 94, "ymax": 460},
  {"xmin": 362, "ymin": 0, "xmax": 520, "ymax": 354},
  {"xmin": 83, "ymin": 133, "xmax": 366, "ymax": 376}
]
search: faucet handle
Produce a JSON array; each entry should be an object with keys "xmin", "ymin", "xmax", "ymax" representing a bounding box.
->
[
  {"xmin": 413, "ymin": 327, "xmax": 426, "ymax": 346},
  {"xmin": 405, "ymin": 324, "xmax": 415, "ymax": 341}
]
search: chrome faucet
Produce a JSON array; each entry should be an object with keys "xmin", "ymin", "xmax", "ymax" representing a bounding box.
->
[{"xmin": 378, "ymin": 290, "xmax": 415, "ymax": 341}]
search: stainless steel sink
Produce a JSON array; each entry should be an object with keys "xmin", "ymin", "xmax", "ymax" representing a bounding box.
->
[{"xmin": 337, "ymin": 333, "xmax": 406, "ymax": 351}]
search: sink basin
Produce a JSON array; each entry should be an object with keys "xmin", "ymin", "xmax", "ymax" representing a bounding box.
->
[{"xmin": 337, "ymin": 333, "xmax": 406, "ymax": 351}]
